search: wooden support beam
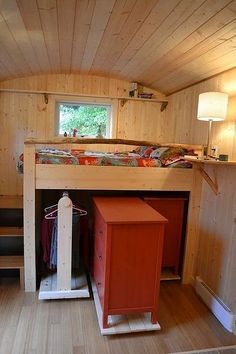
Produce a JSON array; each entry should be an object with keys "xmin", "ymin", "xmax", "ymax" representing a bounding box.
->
[{"xmin": 199, "ymin": 166, "xmax": 218, "ymax": 195}]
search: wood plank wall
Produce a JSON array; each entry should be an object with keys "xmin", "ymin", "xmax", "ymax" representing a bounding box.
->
[
  {"xmin": 167, "ymin": 67, "xmax": 236, "ymax": 313},
  {"xmin": 167, "ymin": 68, "xmax": 236, "ymax": 159},
  {"xmin": 0, "ymin": 74, "xmax": 166, "ymax": 196}
]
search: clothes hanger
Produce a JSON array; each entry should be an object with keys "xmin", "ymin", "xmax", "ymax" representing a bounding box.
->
[
  {"xmin": 44, "ymin": 191, "xmax": 87, "ymax": 219},
  {"xmin": 44, "ymin": 204, "xmax": 57, "ymax": 213},
  {"xmin": 44, "ymin": 192, "xmax": 69, "ymax": 213},
  {"xmin": 71, "ymin": 205, "xmax": 87, "ymax": 216},
  {"xmin": 45, "ymin": 205, "xmax": 87, "ymax": 219}
]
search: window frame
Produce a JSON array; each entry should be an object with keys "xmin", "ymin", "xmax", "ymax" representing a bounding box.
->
[{"xmin": 54, "ymin": 96, "xmax": 118, "ymax": 138}]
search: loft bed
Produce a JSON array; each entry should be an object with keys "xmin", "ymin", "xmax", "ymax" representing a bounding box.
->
[{"xmin": 23, "ymin": 138, "xmax": 202, "ymax": 292}]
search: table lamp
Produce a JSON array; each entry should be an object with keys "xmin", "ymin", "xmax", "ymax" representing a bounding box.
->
[{"xmin": 197, "ymin": 92, "xmax": 228, "ymax": 158}]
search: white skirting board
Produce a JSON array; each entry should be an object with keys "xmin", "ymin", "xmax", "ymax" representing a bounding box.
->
[
  {"xmin": 39, "ymin": 271, "xmax": 90, "ymax": 300},
  {"xmin": 91, "ymin": 280, "xmax": 161, "ymax": 335},
  {"xmin": 195, "ymin": 276, "xmax": 236, "ymax": 333}
]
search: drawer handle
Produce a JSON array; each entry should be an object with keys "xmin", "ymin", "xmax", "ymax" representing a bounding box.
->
[
  {"xmin": 97, "ymin": 282, "xmax": 101, "ymax": 286},
  {"xmin": 99, "ymin": 255, "xmax": 102, "ymax": 260}
]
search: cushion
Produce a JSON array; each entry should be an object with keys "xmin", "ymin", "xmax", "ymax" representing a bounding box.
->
[
  {"xmin": 134, "ymin": 145, "xmax": 160, "ymax": 157},
  {"xmin": 150, "ymin": 146, "xmax": 193, "ymax": 166}
]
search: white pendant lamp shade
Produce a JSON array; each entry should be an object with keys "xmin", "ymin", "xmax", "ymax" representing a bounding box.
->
[{"xmin": 197, "ymin": 92, "xmax": 228, "ymax": 122}]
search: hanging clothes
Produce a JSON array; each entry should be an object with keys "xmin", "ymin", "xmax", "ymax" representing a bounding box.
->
[
  {"xmin": 41, "ymin": 199, "xmax": 87, "ymax": 270},
  {"xmin": 72, "ymin": 213, "xmax": 80, "ymax": 269},
  {"xmin": 40, "ymin": 213, "xmax": 55, "ymax": 268},
  {"xmin": 49, "ymin": 217, "xmax": 58, "ymax": 269}
]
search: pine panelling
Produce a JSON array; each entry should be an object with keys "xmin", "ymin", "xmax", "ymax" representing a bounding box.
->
[
  {"xmin": 156, "ymin": 37, "xmax": 236, "ymax": 94},
  {"xmin": 112, "ymin": 0, "xmax": 180, "ymax": 76},
  {"xmin": 70, "ymin": 0, "xmax": 96, "ymax": 72},
  {"xmin": 91, "ymin": 0, "xmax": 158, "ymax": 74},
  {"xmin": 0, "ymin": 60, "xmax": 11, "ymax": 81},
  {"xmin": 197, "ymin": 166, "xmax": 236, "ymax": 312},
  {"xmin": 120, "ymin": 0, "xmax": 207, "ymax": 79},
  {"xmin": 16, "ymin": 0, "xmax": 51, "ymax": 73},
  {"xmin": 57, "ymin": 0, "xmax": 76, "ymax": 72},
  {"xmin": 0, "ymin": 0, "xmax": 41, "ymax": 74},
  {"xmin": 0, "ymin": 1, "xmax": 235, "ymax": 93},
  {"xmin": 0, "ymin": 13, "xmax": 28, "ymax": 77},
  {"xmin": 167, "ymin": 67, "xmax": 236, "ymax": 159},
  {"xmin": 117, "ymin": 100, "xmax": 166, "ymax": 142},
  {"xmin": 166, "ymin": 89, "xmax": 202, "ymax": 145},
  {"xmin": 0, "ymin": 91, "xmax": 51, "ymax": 195},
  {"xmin": 80, "ymin": 0, "xmax": 116, "ymax": 73},
  {"xmin": 37, "ymin": 0, "xmax": 60, "ymax": 71},
  {"xmin": 0, "ymin": 93, "xmax": 9, "ymax": 195},
  {"xmin": 90, "ymin": 0, "xmax": 136, "ymax": 74},
  {"xmin": 145, "ymin": 5, "xmax": 236, "ymax": 87},
  {"xmin": 166, "ymin": 66, "xmax": 236, "ymax": 313},
  {"xmin": 0, "ymin": 74, "xmax": 129, "ymax": 97}
]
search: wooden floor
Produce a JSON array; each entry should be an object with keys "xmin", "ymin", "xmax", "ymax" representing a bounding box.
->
[{"xmin": 0, "ymin": 278, "xmax": 236, "ymax": 354}]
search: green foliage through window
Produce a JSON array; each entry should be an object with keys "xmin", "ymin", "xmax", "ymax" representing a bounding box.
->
[{"xmin": 58, "ymin": 103, "xmax": 110, "ymax": 137}]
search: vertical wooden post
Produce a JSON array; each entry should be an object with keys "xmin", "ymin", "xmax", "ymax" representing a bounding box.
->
[
  {"xmin": 23, "ymin": 144, "xmax": 36, "ymax": 291},
  {"xmin": 57, "ymin": 194, "xmax": 73, "ymax": 291},
  {"xmin": 182, "ymin": 164, "xmax": 202, "ymax": 284}
]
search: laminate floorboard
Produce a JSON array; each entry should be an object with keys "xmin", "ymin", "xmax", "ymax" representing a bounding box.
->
[{"xmin": 0, "ymin": 278, "xmax": 235, "ymax": 354}]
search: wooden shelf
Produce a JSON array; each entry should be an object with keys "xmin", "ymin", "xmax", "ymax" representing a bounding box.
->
[
  {"xmin": 0, "ymin": 227, "xmax": 23, "ymax": 237},
  {"xmin": 0, "ymin": 88, "xmax": 168, "ymax": 104},
  {"xmin": 0, "ymin": 255, "xmax": 24, "ymax": 269},
  {"xmin": 0, "ymin": 256, "xmax": 24, "ymax": 289},
  {"xmin": 184, "ymin": 156, "xmax": 236, "ymax": 195},
  {"xmin": 185, "ymin": 157, "xmax": 236, "ymax": 166},
  {"xmin": 0, "ymin": 198, "xmax": 24, "ymax": 289},
  {"xmin": 0, "ymin": 195, "xmax": 23, "ymax": 208}
]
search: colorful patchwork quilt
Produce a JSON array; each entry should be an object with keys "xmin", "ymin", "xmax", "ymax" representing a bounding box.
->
[{"xmin": 18, "ymin": 146, "xmax": 193, "ymax": 173}]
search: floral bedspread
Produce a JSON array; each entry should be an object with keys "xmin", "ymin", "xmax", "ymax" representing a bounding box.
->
[{"xmin": 18, "ymin": 145, "xmax": 193, "ymax": 173}]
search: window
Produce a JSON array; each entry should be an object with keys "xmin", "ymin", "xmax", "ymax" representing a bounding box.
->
[{"xmin": 56, "ymin": 100, "xmax": 112, "ymax": 138}]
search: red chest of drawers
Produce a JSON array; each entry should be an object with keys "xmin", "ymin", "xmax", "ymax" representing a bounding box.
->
[{"xmin": 93, "ymin": 197, "xmax": 167, "ymax": 329}]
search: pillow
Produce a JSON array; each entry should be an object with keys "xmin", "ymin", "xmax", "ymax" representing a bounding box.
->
[
  {"xmin": 150, "ymin": 146, "xmax": 191, "ymax": 166},
  {"xmin": 150, "ymin": 147, "xmax": 169, "ymax": 159},
  {"xmin": 134, "ymin": 145, "xmax": 159, "ymax": 157}
]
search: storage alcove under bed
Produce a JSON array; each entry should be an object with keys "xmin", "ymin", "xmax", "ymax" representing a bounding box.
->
[{"xmin": 23, "ymin": 138, "xmax": 202, "ymax": 295}]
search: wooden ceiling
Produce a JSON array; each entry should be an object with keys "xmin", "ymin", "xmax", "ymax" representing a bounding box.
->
[{"xmin": 0, "ymin": 0, "xmax": 236, "ymax": 95}]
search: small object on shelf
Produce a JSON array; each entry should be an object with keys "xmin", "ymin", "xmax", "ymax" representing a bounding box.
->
[
  {"xmin": 129, "ymin": 82, "xmax": 139, "ymax": 98},
  {"xmin": 96, "ymin": 124, "xmax": 103, "ymax": 138},
  {"xmin": 72, "ymin": 128, "xmax": 78, "ymax": 137},
  {"xmin": 138, "ymin": 93, "xmax": 153, "ymax": 99},
  {"xmin": 219, "ymin": 154, "xmax": 228, "ymax": 161},
  {"xmin": 64, "ymin": 132, "xmax": 67, "ymax": 137}
]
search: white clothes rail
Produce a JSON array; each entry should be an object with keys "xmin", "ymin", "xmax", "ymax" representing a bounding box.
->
[{"xmin": 39, "ymin": 194, "xmax": 90, "ymax": 300}]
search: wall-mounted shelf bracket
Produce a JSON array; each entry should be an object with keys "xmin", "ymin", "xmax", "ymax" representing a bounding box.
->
[
  {"xmin": 120, "ymin": 99, "xmax": 127, "ymax": 107},
  {"xmin": 198, "ymin": 166, "xmax": 218, "ymax": 195},
  {"xmin": 43, "ymin": 93, "xmax": 49, "ymax": 104},
  {"xmin": 161, "ymin": 101, "xmax": 168, "ymax": 112}
]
